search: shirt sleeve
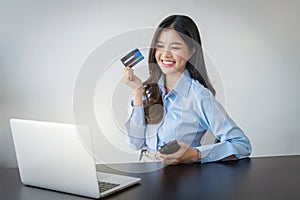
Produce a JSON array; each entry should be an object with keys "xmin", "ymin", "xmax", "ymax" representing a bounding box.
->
[
  {"xmin": 195, "ymin": 90, "xmax": 252, "ymax": 164},
  {"xmin": 124, "ymin": 100, "xmax": 147, "ymax": 150}
]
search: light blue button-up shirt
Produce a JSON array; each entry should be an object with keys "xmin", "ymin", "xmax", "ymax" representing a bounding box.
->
[{"xmin": 125, "ymin": 69, "xmax": 252, "ymax": 163}]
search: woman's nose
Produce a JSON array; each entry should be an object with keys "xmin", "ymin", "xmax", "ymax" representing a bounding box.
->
[{"xmin": 161, "ymin": 49, "xmax": 172, "ymax": 58}]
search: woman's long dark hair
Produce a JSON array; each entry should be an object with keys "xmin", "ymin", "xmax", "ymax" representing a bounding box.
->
[{"xmin": 143, "ymin": 15, "xmax": 215, "ymax": 124}]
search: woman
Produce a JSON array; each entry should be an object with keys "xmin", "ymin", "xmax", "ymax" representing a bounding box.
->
[{"xmin": 122, "ymin": 15, "xmax": 251, "ymax": 164}]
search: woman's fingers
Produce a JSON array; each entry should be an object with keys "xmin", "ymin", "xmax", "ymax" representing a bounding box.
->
[
  {"xmin": 158, "ymin": 142, "xmax": 190, "ymax": 165},
  {"xmin": 158, "ymin": 151, "xmax": 180, "ymax": 164},
  {"xmin": 122, "ymin": 67, "xmax": 143, "ymax": 90},
  {"xmin": 124, "ymin": 67, "xmax": 133, "ymax": 81}
]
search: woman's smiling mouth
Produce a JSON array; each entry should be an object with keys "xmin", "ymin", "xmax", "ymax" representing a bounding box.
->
[{"xmin": 161, "ymin": 59, "xmax": 176, "ymax": 67}]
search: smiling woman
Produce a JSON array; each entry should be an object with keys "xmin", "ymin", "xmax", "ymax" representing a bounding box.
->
[{"xmin": 122, "ymin": 15, "xmax": 252, "ymax": 164}]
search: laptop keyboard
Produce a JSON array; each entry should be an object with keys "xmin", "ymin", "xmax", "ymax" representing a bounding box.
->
[{"xmin": 98, "ymin": 181, "xmax": 120, "ymax": 193}]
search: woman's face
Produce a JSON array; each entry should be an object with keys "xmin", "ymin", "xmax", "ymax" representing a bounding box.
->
[{"xmin": 155, "ymin": 29, "xmax": 194, "ymax": 76}]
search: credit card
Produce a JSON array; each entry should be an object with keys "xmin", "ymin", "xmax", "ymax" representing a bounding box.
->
[{"xmin": 120, "ymin": 48, "xmax": 144, "ymax": 68}]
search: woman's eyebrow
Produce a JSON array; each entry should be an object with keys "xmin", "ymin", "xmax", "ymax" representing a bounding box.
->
[
  {"xmin": 156, "ymin": 41, "xmax": 183, "ymax": 45},
  {"xmin": 170, "ymin": 42, "xmax": 183, "ymax": 45}
]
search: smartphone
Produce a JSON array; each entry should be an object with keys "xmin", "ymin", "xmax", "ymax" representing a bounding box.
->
[{"xmin": 159, "ymin": 140, "xmax": 180, "ymax": 155}]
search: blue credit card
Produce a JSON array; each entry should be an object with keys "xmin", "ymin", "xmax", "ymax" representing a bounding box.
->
[{"xmin": 120, "ymin": 48, "xmax": 144, "ymax": 68}]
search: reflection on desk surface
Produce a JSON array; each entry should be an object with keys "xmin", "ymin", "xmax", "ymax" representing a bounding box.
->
[{"xmin": 1, "ymin": 156, "xmax": 300, "ymax": 200}]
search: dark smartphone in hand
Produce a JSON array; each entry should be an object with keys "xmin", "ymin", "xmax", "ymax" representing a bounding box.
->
[{"xmin": 159, "ymin": 140, "xmax": 180, "ymax": 155}]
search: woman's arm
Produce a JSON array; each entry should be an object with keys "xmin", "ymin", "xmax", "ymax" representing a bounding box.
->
[
  {"xmin": 123, "ymin": 68, "xmax": 147, "ymax": 150},
  {"xmin": 159, "ymin": 88, "xmax": 251, "ymax": 164},
  {"xmin": 195, "ymin": 91, "xmax": 252, "ymax": 163}
]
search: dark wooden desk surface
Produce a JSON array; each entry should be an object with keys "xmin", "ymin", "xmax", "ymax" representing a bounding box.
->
[{"xmin": 1, "ymin": 155, "xmax": 300, "ymax": 200}]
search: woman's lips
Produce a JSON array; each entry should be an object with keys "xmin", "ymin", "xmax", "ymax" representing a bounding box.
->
[{"xmin": 161, "ymin": 59, "xmax": 175, "ymax": 67}]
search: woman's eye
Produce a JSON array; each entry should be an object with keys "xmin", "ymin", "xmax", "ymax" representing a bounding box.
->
[
  {"xmin": 156, "ymin": 44, "xmax": 164, "ymax": 49},
  {"xmin": 171, "ymin": 46, "xmax": 180, "ymax": 50}
]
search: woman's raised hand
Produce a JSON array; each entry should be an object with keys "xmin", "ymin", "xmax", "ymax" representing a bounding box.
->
[{"xmin": 122, "ymin": 67, "xmax": 143, "ymax": 91}]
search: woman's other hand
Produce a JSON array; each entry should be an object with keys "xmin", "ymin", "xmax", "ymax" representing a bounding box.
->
[{"xmin": 158, "ymin": 142, "xmax": 201, "ymax": 165}]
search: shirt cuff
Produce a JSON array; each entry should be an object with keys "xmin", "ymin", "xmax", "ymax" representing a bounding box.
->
[
  {"xmin": 129, "ymin": 100, "xmax": 145, "ymax": 127},
  {"xmin": 124, "ymin": 100, "xmax": 146, "ymax": 139},
  {"xmin": 195, "ymin": 142, "xmax": 240, "ymax": 164}
]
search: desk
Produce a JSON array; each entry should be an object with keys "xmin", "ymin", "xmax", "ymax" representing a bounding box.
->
[{"xmin": 1, "ymin": 155, "xmax": 300, "ymax": 200}]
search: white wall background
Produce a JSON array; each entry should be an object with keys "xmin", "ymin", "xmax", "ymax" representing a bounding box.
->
[{"xmin": 1, "ymin": 0, "xmax": 300, "ymax": 168}]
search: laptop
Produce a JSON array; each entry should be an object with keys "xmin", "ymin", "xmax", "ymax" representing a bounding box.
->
[{"xmin": 10, "ymin": 118, "xmax": 141, "ymax": 198}]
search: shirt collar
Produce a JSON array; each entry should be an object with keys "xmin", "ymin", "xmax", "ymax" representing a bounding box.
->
[{"xmin": 158, "ymin": 69, "xmax": 192, "ymax": 98}]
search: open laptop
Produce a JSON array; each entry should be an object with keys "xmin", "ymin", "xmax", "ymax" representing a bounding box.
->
[{"xmin": 10, "ymin": 118, "xmax": 141, "ymax": 199}]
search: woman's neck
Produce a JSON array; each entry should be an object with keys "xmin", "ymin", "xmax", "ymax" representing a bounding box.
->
[{"xmin": 165, "ymin": 72, "xmax": 182, "ymax": 94}]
